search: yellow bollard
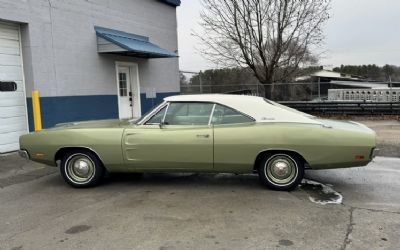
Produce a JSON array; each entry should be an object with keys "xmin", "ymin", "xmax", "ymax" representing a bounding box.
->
[{"xmin": 32, "ymin": 90, "xmax": 42, "ymax": 132}]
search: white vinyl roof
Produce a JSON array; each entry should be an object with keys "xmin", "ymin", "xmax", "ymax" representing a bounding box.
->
[{"xmin": 165, "ymin": 94, "xmax": 322, "ymax": 125}]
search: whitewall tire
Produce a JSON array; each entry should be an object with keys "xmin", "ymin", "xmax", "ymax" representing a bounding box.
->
[
  {"xmin": 60, "ymin": 150, "xmax": 105, "ymax": 188},
  {"xmin": 258, "ymin": 153, "xmax": 304, "ymax": 191}
]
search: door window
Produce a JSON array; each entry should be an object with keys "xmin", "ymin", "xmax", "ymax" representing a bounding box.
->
[
  {"xmin": 212, "ymin": 104, "xmax": 254, "ymax": 125},
  {"xmin": 146, "ymin": 106, "xmax": 167, "ymax": 124},
  {"xmin": 164, "ymin": 103, "xmax": 214, "ymax": 125},
  {"xmin": 118, "ymin": 73, "xmax": 128, "ymax": 96}
]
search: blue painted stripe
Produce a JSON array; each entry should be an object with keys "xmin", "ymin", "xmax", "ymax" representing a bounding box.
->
[
  {"xmin": 140, "ymin": 92, "xmax": 180, "ymax": 114},
  {"xmin": 27, "ymin": 95, "xmax": 118, "ymax": 131},
  {"xmin": 26, "ymin": 92, "xmax": 180, "ymax": 131}
]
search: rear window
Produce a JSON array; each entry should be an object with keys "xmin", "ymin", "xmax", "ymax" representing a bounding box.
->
[{"xmin": 212, "ymin": 104, "xmax": 254, "ymax": 125}]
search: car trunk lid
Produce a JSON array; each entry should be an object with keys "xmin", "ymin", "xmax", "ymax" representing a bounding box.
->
[{"xmin": 315, "ymin": 119, "xmax": 374, "ymax": 134}]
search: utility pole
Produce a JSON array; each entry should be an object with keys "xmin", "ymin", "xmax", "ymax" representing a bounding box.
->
[
  {"xmin": 389, "ymin": 75, "xmax": 392, "ymax": 102},
  {"xmin": 318, "ymin": 77, "xmax": 321, "ymax": 101},
  {"xmin": 199, "ymin": 73, "xmax": 203, "ymax": 94}
]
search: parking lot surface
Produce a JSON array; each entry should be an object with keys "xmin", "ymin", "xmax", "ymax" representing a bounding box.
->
[{"xmin": 0, "ymin": 154, "xmax": 399, "ymax": 250}]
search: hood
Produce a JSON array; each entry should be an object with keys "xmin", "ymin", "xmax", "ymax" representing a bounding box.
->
[{"xmin": 51, "ymin": 119, "xmax": 135, "ymax": 129}]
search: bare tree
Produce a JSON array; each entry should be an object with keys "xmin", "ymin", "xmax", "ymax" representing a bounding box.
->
[{"xmin": 197, "ymin": 0, "xmax": 331, "ymax": 98}]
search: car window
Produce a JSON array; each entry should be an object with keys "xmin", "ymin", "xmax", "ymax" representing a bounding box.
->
[
  {"xmin": 164, "ymin": 102, "xmax": 214, "ymax": 125},
  {"xmin": 212, "ymin": 104, "xmax": 253, "ymax": 125},
  {"xmin": 146, "ymin": 106, "xmax": 167, "ymax": 124}
]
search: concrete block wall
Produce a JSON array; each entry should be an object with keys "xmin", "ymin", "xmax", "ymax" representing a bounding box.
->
[{"xmin": 0, "ymin": 0, "xmax": 180, "ymax": 129}]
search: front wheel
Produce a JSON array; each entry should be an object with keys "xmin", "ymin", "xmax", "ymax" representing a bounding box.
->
[
  {"xmin": 258, "ymin": 153, "xmax": 304, "ymax": 191},
  {"xmin": 60, "ymin": 150, "xmax": 105, "ymax": 188}
]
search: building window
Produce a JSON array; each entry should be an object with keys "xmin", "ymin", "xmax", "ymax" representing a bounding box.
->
[{"xmin": 119, "ymin": 73, "xmax": 127, "ymax": 96}]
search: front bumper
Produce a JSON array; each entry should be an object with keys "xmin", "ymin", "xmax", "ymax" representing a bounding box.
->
[{"xmin": 18, "ymin": 150, "xmax": 30, "ymax": 160}]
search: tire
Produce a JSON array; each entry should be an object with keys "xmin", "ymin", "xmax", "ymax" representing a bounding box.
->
[
  {"xmin": 258, "ymin": 153, "xmax": 304, "ymax": 191},
  {"xmin": 60, "ymin": 150, "xmax": 105, "ymax": 188}
]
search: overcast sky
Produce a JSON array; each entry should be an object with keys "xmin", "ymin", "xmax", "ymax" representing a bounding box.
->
[{"xmin": 177, "ymin": 0, "xmax": 400, "ymax": 72}]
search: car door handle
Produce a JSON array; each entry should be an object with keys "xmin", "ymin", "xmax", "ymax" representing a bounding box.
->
[{"xmin": 196, "ymin": 134, "xmax": 210, "ymax": 138}]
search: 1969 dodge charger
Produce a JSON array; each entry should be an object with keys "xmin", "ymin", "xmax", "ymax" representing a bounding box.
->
[{"xmin": 19, "ymin": 94, "xmax": 377, "ymax": 190}]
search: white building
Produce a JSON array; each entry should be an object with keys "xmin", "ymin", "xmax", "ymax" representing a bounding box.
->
[{"xmin": 328, "ymin": 88, "xmax": 400, "ymax": 102}]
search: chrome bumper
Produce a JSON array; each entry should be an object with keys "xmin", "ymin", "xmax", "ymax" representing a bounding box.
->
[
  {"xmin": 371, "ymin": 148, "xmax": 379, "ymax": 159},
  {"xmin": 18, "ymin": 150, "xmax": 30, "ymax": 160}
]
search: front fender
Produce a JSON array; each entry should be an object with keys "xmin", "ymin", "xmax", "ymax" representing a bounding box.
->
[{"xmin": 19, "ymin": 128, "xmax": 125, "ymax": 168}]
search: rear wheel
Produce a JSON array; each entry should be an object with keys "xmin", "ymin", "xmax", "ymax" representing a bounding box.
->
[
  {"xmin": 258, "ymin": 153, "xmax": 304, "ymax": 191},
  {"xmin": 60, "ymin": 150, "xmax": 105, "ymax": 188}
]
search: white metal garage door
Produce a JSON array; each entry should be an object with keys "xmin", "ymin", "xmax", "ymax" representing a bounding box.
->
[{"xmin": 0, "ymin": 21, "xmax": 28, "ymax": 154}]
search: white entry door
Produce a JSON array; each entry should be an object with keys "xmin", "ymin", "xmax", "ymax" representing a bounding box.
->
[{"xmin": 117, "ymin": 64, "xmax": 141, "ymax": 119}]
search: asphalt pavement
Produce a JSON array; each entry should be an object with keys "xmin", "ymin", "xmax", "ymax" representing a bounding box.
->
[{"xmin": 0, "ymin": 154, "xmax": 399, "ymax": 250}]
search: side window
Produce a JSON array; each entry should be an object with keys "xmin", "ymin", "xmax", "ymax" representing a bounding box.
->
[
  {"xmin": 212, "ymin": 104, "xmax": 253, "ymax": 125},
  {"xmin": 164, "ymin": 102, "xmax": 214, "ymax": 125},
  {"xmin": 146, "ymin": 106, "xmax": 167, "ymax": 124}
]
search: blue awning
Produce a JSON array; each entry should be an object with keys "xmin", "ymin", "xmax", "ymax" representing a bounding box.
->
[
  {"xmin": 95, "ymin": 26, "xmax": 177, "ymax": 58},
  {"xmin": 160, "ymin": 0, "xmax": 181, "ymax": 6}
]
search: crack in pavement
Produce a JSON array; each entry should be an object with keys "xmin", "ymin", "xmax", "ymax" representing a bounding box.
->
[
  {"xmin": 340, "ymin": 207, "xmax": 355, "ymax": 250},
  {"xmin": 351, "ymin": 206, "xmax": 400, "ymax": 215},
  {"xmin": 339, "ymin": 204, "xmax": 400, "ymax": 250}
]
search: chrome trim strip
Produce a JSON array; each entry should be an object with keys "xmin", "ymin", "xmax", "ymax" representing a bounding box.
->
[
  {"xmin": 136, "ymin": 101, "xmax": 168, "ymax": 125},
  {"xmin": 141, "ymin": 101, "xmax": 256, "ymax": 126},
  {"xmin": 208, "ymin": 104, "xmax": 216, "ymax": 126},
  {"xmin": 54, "ymin": 146, "xmax": 104, "ymax": 166},
  {"xmin": 254, "ymin": 148, "xmax": 309, "ymax": 169},
  {"xmin": 161, "ymin": 102, "xmax": 170, "ymax": 124},
  {"xmin": 371, "ymin": 148, "xmax": 379, "ymax": 159}
]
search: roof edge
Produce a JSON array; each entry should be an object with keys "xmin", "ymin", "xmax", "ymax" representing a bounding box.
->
[
  {"xmin": 95, "ymin": 26, "xmax": 149, "ymax": 42},
  {"xmin": 160, "ymin": 0, "xmax": 181, "ymax": 7}
]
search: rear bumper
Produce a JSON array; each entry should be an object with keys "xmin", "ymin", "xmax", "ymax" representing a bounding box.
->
[
  {"xmin": 18, "ymin": 150, "xmax": 30, "ymax": 160},
  {"xmin": 370, "ymin": 148, "xmax": 379, "ymax": 159}
]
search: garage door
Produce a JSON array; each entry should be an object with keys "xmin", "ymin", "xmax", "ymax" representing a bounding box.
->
[{"xmin": 0, "ymin": 21, "xmax": 28, "ymax": 154}]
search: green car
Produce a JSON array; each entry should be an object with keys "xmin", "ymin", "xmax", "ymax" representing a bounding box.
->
[{"xmin": 19, "ymin": 94, "xmax": 377, "ymax": 190}]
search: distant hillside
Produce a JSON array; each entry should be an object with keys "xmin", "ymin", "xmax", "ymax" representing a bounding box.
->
[{"xmin": 332, "ymin": 64, "xmax": 400, "ymax": 82}]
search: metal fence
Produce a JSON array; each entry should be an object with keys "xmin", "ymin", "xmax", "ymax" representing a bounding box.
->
[
  {"xmin": 281, "ymin": 101, "xmax": 400, "ymax": 115},
  {"xmin": 180, "ymin": 82, "xmax": 400, "ymax": 115},
  {"xmin": 181, "ymin": 82, "xmax": 328, "ymax": 101}
]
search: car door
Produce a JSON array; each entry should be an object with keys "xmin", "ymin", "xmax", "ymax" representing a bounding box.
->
[
  {"xmin": 122, "ymin": 102, "xmax": 214, "ymax": 171},
  {"xmin": 211, "ymin": 104, "xmax": 257, "ymax": 172}
]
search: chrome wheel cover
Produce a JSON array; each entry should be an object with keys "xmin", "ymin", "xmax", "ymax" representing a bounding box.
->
[
  {"xmin": 265, "ymin": 155, "xmax": 298, "ymax": 186},
  {"xmin": 65, "ymin": 154, "xmax": 95, "ymax": 184}
]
